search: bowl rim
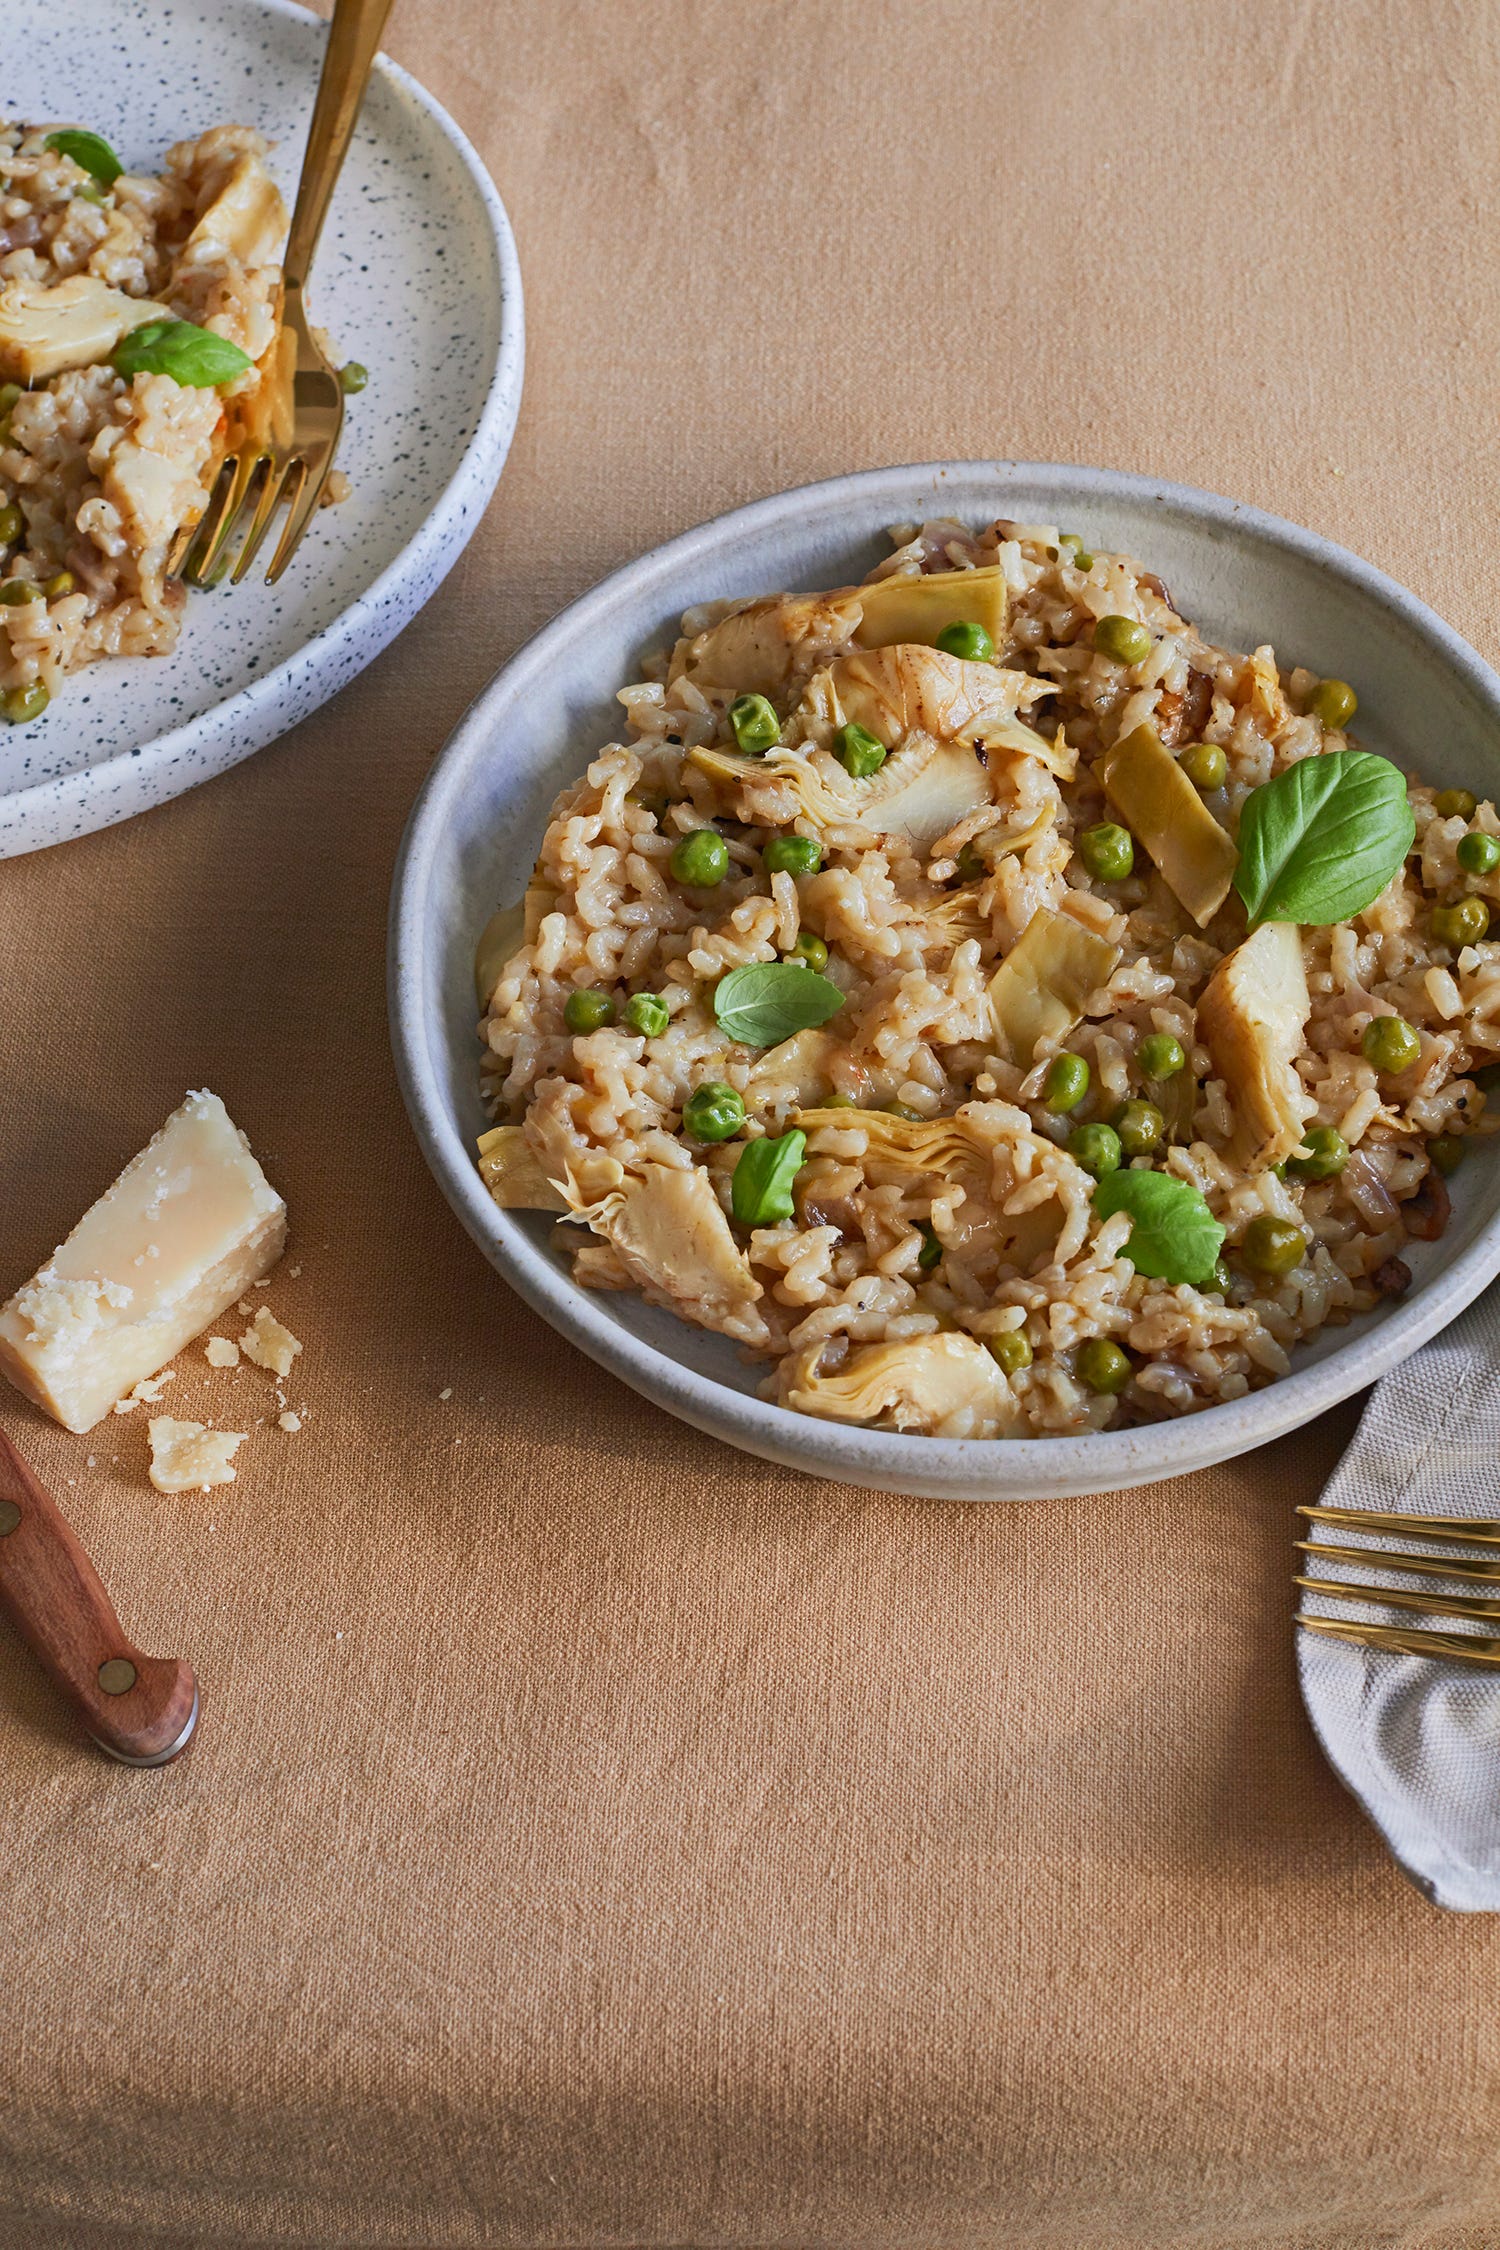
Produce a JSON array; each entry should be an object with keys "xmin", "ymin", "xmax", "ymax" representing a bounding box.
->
[
  {"xmin": 2, "ymin": 0, "xmax": 526, "ymax": 854},
  {"xmin": 388, "ymin": 458, "xmax": 1500, "ymax": 1501}
]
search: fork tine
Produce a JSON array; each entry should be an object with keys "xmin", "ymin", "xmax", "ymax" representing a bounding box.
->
[
  {"xmin": 1296, "ymin": 1539, "xmax": 1500, "ymax": 1584},
  {"xmin": 1297, "ymin": 1503, "xmax": 1500, "ymax": 1547},
  {"xmin": 228, "ymin": 456, "xmax": 294, "ymax": 585},
  {"xmin": 172, "ymin": 453, "xmax": 239, "ymax": 585},
  {"xmin": 265, "ymin": 456, "xmax": 329, "ymax": 585},
  {"xmin": 1295, "ymin": 1574, "xmax": 1500, "ymax": 1623},
  {"xmin": 190, "ymin": 448, "xmax": 270, "ymax": 587},
  {"xmin": 1297, "ymin": 1614, "xmax": 1500, "ymax": 1667}
]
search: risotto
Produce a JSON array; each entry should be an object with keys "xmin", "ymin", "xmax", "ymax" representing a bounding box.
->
[
  {"xmin": 474, "ymin": 517, "xmax": 1499, "ymax": 1441},
  {"xmin": 0, "ymin": 119, "xmax": 317, "ymax": 725}
]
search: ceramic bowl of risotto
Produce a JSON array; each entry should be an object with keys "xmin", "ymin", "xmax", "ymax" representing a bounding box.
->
[{"xmin": 389, "ymin": 461, "xmax": 1500, "ymax": 1502}]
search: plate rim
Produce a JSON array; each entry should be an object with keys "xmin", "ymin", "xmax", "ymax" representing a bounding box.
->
[
  {"xmin": 388, "ymin": 458, "xmax": 1500, "ymax": 1501},
  {"xmin": 2, "ymin": 0, "xmax": 526, "ymax": 854}
]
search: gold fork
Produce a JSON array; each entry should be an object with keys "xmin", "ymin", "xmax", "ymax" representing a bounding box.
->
[
  {"xmin": 169, "ymin": 0, "xmax": 394, "ymax": 589},
  {"xmin": 1295, "ymin": 1502, "xmax": 1500, "ymax": 1667}
]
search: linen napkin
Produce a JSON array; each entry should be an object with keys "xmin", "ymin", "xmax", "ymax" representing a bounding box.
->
[{"xmin": 1298, "ymin": 1280, "xmax": 1500, "ymax": 1911}]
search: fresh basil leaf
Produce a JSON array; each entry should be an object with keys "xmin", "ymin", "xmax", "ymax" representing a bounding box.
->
[
  {"xmin": 1091, "ymin": 1168, "xmax": 1225, "ymax": 1286},
  {"xmin": 44, "ymin": 129, "xmax": 123, "ymax": 185},
  {"xmin": 111, "ymin": 319, "xmax": 254, "ymax": 389},
  {"xmin": 1234, "ymin": 750, "xmax": 1415, "ymax": 927},
  {"xmin": 712, "ymin": 961, "xmax": 845, "ymax": 1047},
  {"xmin": 731, "ymin": 1128, "xmax": 807, "ymax": 1227}
]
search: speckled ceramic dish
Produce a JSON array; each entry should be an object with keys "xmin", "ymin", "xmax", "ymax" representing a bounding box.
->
[
  {"xmin": 389, "ymin": 463, "xmax": 1500, "ymax": 1502},
  {"xmin": 3, "ymin": 0, "xmax": 523, "ymax": 857}
]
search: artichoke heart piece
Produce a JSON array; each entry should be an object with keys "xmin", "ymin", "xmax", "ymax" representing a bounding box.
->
[
  {"xmin": 476, "ymin": 1127, "xmax": 569, "ymax": 1212},
  {"xmin": 0, "ymin": 276, "xmax": 174, "ymax": 382},
  {"xmin": 812, "ymin": 643, "xmax": 1051, "ymax": 754},
  {"xmin": 794, "ymin": 1104, "xmax": 1066, "ymax": 1274},
  {"xmin": 1094, "ymin": 723, "xmax": 1238, "ymax": 928},
  {"xmin": 1196, "ymin": 920, "xmax": 1314, "ymax": 1169},
  {"xmin": 674, "ymin": 590, "xmax": 865, "ymax": 695},
  {"xmin": 747, "ymin": 1028, "xmax": 839, "ymax": 1110},
  {"xmin": 182, "ymin": 149, "xmax": 288, "ymax": 267},
  {"xmin": 853, "ymin": 564, "xmax": 1008, "ymax": 654},
  {"xmin": 986, "ymin": 909, "xmax": 1122, "ymax": 1066},
  {"xmin": 474, "ymin": 885, "xmax": 560, "ymax": 1009},
  {"xmin": 689, "ymin": 729, "xmax": 993, "ymax": 853},
  {"xmin": 561, "ymin": 1161, "xmax": 768, "ymax": 1343},
  {"xmin": 784, "ymin": 1333, "xmax": 1024, "ymax": 1439}
]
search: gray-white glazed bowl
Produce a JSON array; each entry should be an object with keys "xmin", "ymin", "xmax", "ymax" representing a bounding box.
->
[{"xmin": 389, "ymin": 462, "xmax": 1500, "ymax": 1501}]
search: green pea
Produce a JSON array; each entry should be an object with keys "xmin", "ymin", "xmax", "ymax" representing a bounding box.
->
[
  {"xmin": 1209, "ymin": 1257, "xmax": 1232, "ymax": 1295},
  {"xmin": 683, "ymin": 1081, "xmax": 745, "ymax": 1142},
  {"xmin": 1309, "ymin": 678, "xmax": 1358, "ymax": 730},
  {"xmin": 1078, "ymin": 821, "xmax": 1134, "ymax": 882},
  {"xmin": 1094, "ymin": 614, "xmax": 1152, "ymax": 666},
  {"xmin": 563, "ymin": 987, "xmax": 616, "ymax": 1034},
  {"xmin": 1, "ymin": 681, "xmax": 48, "ymax": 724},
  {"xmin": 955, "ymin": 841, "xmax": 985, "ymax": 881},
  {"xmin": 0, "ymin": 385, "xmax": 20, "ymax": 418},
  {"xmin": 670, "ymin": 828, "xmax": 729, "ymax": 886},
  {"xmin": 787, "ymin": 931, "xmax": 828, "ymax": 971},
  {"xmin": 883, "ymin": 1102, "xmax": 923, "ymax": 1122},
  {"xmin": 42, "ymin": 571, "xmax": 74, "ymax": 600},
  {"xmin": 917, "ymin": 1222, "xmax": 943, "ymax": 1270},
  {"xmin": 1432, "ymin": 896, "xmax": 1490, "ymax": 948},
  {"xmin": 1240, "ymin": 1214, "xmax": 1306, "ymax": 1277},
  {"xmin": 624, "ymin": 991, "xmax": 669, "ymax": 1036},
  {"xmin": 729, "ymin": 692, "xmax": 781, "ymax": 756},
  {"xmin": 1076, "ymin": 1337, "xmax": 1132, "ymax": 1394},
  {"xmin": 834, "ymin": 721, "xmax": 886, "ymax": 778},
  {"xmin": 1427, "ymin": 1133, "xmax": 1465, "ymax": 1176},
  {"xmin": 1457, "ymin": 830, "xmax": 1500, "ymax": 876},
  {"xmin": 1362, "ymin": 1014, "xmax": 1421, "ymax": 1074},
  {"xmin": 0, "ymin": 576, "xmax": 39, "ymax": 604},
  {"xmin": 1178, "ymin": 740, "xmax": 1227, "ymax": 792},
  {"xmin": 1286, "ymin": 1125, "xmax": 1348, "ymax": 1181},
  {"xmin": 764, "ymin": 833, "xmax": 821, "ymax": 877},
  {"xmin": 934, "ymin": 619, "xmax": 994, "ymax": 662},
  {"xmin": 986, "ymin": 1328, "xmax": 1033, "ymax": 1375},
  {"xmin": 339, "ymin": 361, "xmax": 369, "ymax": 394},
  {"xmin": 1435, "ymin": 788, "xmax": 1478, "ymax": 820},
  {"xmin": 1059, "ymin": 532, "xmax": 1094, "ymax": 570},
  {"xmin": 824, "ymin": 1092, "xmax": 859, "ymax": 1109},
  {"xmin": 1137, "ymin": 1032, "xmax": 1185, "ymax": 1082},
  {"xmin": 1069, "ymin": 1121, "xmax": 1122, "ymax": 1179},
  {"xmin": 1044, "ymin": 1051, "xmax": 1091, "ymax": 1113},
  {"xmin": 1112, "ymin": 1099, "xmax": 1164, "ymax": 1158},
  {"xmin": 0, "ymin": 502, "xmax": 22, "ymax": 547}
]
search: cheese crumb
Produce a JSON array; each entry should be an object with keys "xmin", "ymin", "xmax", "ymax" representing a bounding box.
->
[
  {"xmin": 204, "ymin": 1335, "xmax": 240, "ymax": 1368},
  {"xmin": 147, "ymin": 1417, "xmax": 246, "ymax": 1493},
  {"xmin": 113, "ymin": 1369, "xmax": 176, "ymax": 1415},
  {"xmin": 239, "ymin": 1306, "xmax": 302, "ymax": 1379},
  {"xmin": 438, "ymin": 1387, "xmax": 453, "ymax": 1401},
  {"xmin": 278, "ymin": 1410, "xmax": 302, "ymax": 1433}
]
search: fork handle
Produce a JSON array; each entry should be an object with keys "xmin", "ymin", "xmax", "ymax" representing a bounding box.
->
[{"xmin": 283, "ymin": 0, "xmax": 396, "ymax": 289}]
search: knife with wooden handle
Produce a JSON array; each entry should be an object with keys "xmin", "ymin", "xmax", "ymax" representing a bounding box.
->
[{"xmin": 0, "ymin": 1429, "xmax": 198, "ymax": 1767}]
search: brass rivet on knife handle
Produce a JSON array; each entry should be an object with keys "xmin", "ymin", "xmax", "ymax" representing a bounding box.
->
[{"xmin": 0, "ymin": 1430, "xmax": 199, "ymax": 1767}]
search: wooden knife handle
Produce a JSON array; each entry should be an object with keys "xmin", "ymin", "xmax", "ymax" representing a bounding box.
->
[{"xmin": 0, "ymin": 1430, "xmax": 199, "ymax": 1767}]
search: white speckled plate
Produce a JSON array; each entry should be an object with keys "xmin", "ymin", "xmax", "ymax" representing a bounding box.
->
[
  {"xmin": 3, "ymin": 0, "xmax": 523, "ymax": 856},
  {"xmin": 390, "ymin": 463, "xmax": 1500, "ymax": 1503}
]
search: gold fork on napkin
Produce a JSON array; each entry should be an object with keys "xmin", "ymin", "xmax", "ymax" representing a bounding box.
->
[{"xmin": 1296, "ymin": 1501, "xmax": 1500, "ymax": 1667}]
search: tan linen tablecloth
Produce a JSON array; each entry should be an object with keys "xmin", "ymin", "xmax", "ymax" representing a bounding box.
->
[{"xmin": 5, "ymin": 4, "xmax": 1500, "ymax": 2245}]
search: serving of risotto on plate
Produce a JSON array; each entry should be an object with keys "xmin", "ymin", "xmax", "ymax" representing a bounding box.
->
[
  {"xmin": 0, "ymin": 118, "xmax": 345, "ymax": 727},
  {"xmin": 473, "ymin": 516, "xmax": 1500, "ymax": 1442}
]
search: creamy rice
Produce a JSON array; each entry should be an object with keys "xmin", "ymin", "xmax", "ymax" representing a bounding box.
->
[
  {"xmin": 475, "ymin": 518, "xmax": 1499, "ymax": 1441},
  {"xmin": 0, "ymin": 122, "xmax": 288, "ymax": 722}
]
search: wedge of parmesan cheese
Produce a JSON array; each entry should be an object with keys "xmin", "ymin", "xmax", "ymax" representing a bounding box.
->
[
  {"xmin": 147, "ymin": 1417, "xmax": 246, "ymax": 1494},
  {"xmin": 0, "ymin": 1090, "xmax": 286, "ymax": 1433}
]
